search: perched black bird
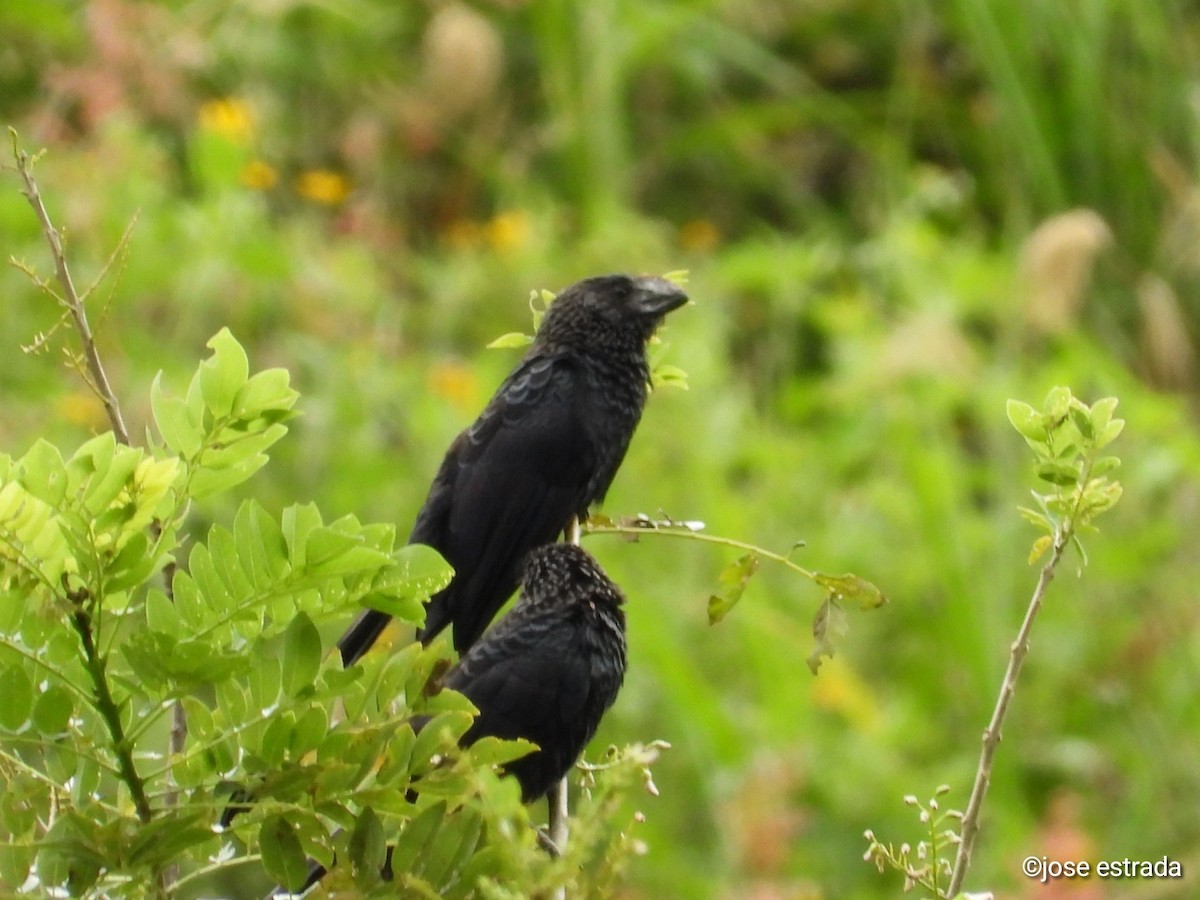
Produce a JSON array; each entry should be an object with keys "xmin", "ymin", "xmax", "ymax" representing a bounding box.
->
[
  {"xmin": 338, "ymin": 273, "xmax": 687, "ymax": 661},
  {"xmin": 439, "ymin": 541, "xmax": 628, "ymax": 800},
  {"xmin": 277, "ymin": 543, "xmax": 628, "ymax": 896}
]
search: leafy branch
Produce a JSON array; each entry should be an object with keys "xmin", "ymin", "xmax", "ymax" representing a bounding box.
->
[
  {"xmin": 583, "ymin": 513, "xmax": 885, "ymax": 673},
  {"xmin": 946, "ymin": 387, "xmax": 1123, "ymax": 895},
  {"xmin": 864, "ymin": 387, "xmax": 1124, "ymax": 898}
]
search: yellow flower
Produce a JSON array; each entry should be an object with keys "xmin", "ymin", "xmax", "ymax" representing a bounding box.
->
[
  {"xmin": 485, "ymin": 210, "xmax": 529, "ymax": 253},
  {"xmin": 240, "ymin": 159, "xmax": 278, "ymax": 191},
  {"xmin": 198, "ymin": 98, "xmax": 254, "ymax": 142},
  {"xmin": 679, "ymin": 217, "xmax": 720, "ymax": 252},
  {"xmin": 295, "ymin": 169, "xmax": 352, "ymax": 205}
]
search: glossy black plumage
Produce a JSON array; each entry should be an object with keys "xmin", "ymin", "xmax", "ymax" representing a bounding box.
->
[
  {"xmin": 338, "ymin": 274, "xmax": 686, "ymax": 661},
  {"xmin": 440, "ymin": 541, "xmax": 627, "ymax": 800}
]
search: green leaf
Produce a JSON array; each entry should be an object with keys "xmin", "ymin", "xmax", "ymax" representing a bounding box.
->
[
  {"xmin": 464, "ymin": 735, "xmax": 537, "ymax": 769},
  {"xmin": 651, "ymin": 363, "xmax": 690, "ymax": 391},
  {"xmin": 233, "ymin": 367, "xmax": 298, "ymax": 419},
  {"xmin": 1096, "ymin": 417, "xmax": 1125, "ymax": 449},
  {"xmin": 0, "ymin": 664, "xmax": 34, "ymax": 729},
  {"xmin": 144, "ymin": 589, "xmax": 182, "ymax": 639},
  {"xmin": 1091, "ymin": 455, "xmax": 1122, "ymax": 476},
  {"xmin": 282, "ymin": 503, "xmax": 324, "ymax": 568},
  {"xmin": 420, "ymin": 806, "xmax": 482, "ymax": 888},
  {"xmin": 1036, "ymin": 461, "xmax": 1081, "ymax": 486},
  {"xmin": 151, "ymin": 372, "xmax": 203, "ymax": 457},
  {"xmin": 1043, "ymin": 385, "xmax": 1072, "ymax": 421},
  {"xmin": 1028, "ymin": 534, "xmax": 1053, "ymax": 564},
  {"xmin": 813, "ymin": 572, "xmax": 888, "ymax": 610},
  {"xmin": 18, "ymin": 439, "xmax": 68, "ymax": 506},
  {"xmin": 188, "ymin": 445, "xmax": 276, "ymax": 498},
  {"xmin": 1068, "ymin": 401, "xmax": 1094, "ymax": 440},
  {"xmin": 123, "ymin": 633, "xmax": 251, "ymax": 693},
  {"xmin": 260, "ymin": 712, "xmax": 294, "ymax": 767},
  {"xmin": 291, "ymin": 705, "xmax": 328, "ymax": 758},
  {"xmin": 32, "ymin": 684, "xmax": 74, "ymax": 735},
  {"xmin": 1005, "ymin": 399, "xmax": 1046, "ymax": 443},
  {"xmin": 386, "ymin": 801, "xmax": 447, "ymax": 875},
  {"xmin": 706, "ymin": 553, "xmax": 759, "ymax": 624},
  {"xmin": 1016, "ymin": 506, "xmax": 1052, "ymax": 533},
  {"xmin": 260, "ymin": 815, "xmax": 310, "ymax": 891},
  {"xmin": 199, "ymin": 328, "xmax": 250, "ymax": 417},
  {"xmin": 303, "ymin": 528, "xmax": 393, "ymax": 578},
  {"xmin": 234, "ymin": 501, "xmax": 290, "ymax": 589},
  {"xmin": 282, "ymin": 612, "xmax": 322, "ymax": 697},
  {"xmin": 349, "ymin": 806, "xmax": 387, "ymax": 887},
  {"xmin": 486, "ymin": 332, "xmax": 533, "ymax": 350},
  {"xmin": 0, "ymin": 841, "xmax": 34, "ymax": 890},
  {"xmin": 807, "ymin": 597, "xmax": 848, "ymax": 675},
  {"xmin": 366, "ymin": 544, "xmax": 454, "ymax": 620},
  {"xmin": 37, "ymin": 811, "xmax": 104, "ymax": 892},
  {"xmin": 410, "ymin": 711, "xmax": 475, "ymax": 773},
  {"xmin": 1089, "ymin": 396, "xmax": 1119, "ymax": 433}
]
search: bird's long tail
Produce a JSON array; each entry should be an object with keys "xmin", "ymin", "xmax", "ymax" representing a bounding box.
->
[{"xmin": 336, "ymin": 608, "xmax": 395, "ymax": 666}]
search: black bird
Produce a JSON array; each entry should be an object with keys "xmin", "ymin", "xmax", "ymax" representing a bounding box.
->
[
  {"xmin": 338, "ymin": 274, "xmax": 687, "ymax": 661},
  {"xmin": 279, "ymin": 542, "xmax": 628, "ymax": 895},
  {"xmin": 439, "ymin": 541, "xmax": 628, "ymax": 801}
]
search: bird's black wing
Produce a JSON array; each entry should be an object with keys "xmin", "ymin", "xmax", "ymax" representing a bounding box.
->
[
  {"xmin": 414, "ymin": 351, "xmax": 598, "ymax": 651},
  {"xmin": 446, "ymin": 611, "xmax": 592, "ymax": 798},
  {"xmin": 337, "ymin": 350, "xmax": 596, "ymax": 662}
]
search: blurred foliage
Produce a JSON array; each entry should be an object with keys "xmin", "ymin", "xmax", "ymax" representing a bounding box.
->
[{"xmin": 4, "ymin": 1, "xmax": 1200, "ymax": 897}]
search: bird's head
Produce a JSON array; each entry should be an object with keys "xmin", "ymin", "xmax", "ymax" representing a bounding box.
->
[
  {"xmin": 537, "ymin": 274, "xmax": 689, "ymax": 350},
  {"xmin": 520, "ymin": 543, "xmax": 626, "ymax": 609}
]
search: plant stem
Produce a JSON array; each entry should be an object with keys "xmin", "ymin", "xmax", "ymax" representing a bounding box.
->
[
  {"xmin": 583, "ymin": 518, "xmax": 816, "ymax": 580},
  {"xmin": 11, "ymin": 132, "xmax": 189, "ymax": 820},
  {"xmin": 69, "ymin": 603, "xmax": 153, "ymax": 823},
  {"xmin": 946, "ymin": 528, "xmax": 1069, "ymax": 896},
  {"xmin": 545, "ymin": 516, "xmax": 582, "ymax": 899},
  {"xmin": 10, "ymin": 131, "xmax": 131, "ymax": 446}
]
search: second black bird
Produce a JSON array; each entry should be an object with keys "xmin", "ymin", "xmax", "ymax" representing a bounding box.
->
[
  {"xmin": 338, "ymin": 273, "xmax": 687, "ymax": 661},
  {"xmin": 440, "ymin": 541, "xmax": 628, "ymax": 801},
  {"xmin": 285, "ymin": 542, "xmax": 628, "ymax": 895}
]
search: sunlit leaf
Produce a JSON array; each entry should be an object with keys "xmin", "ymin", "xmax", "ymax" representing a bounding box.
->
[
  {"xmin": 260, "ymin": 815, "xmax": 310, "ymax": 891},
  {"xmin": 31, "ymin": 684, "xmax": 73, "ymax": 735},
  {"xmin": 1028, "ymin": 534, "xmax": 1053, "ymax": 564},
  {"xmin": 808, "ymin": 597, "xmax": 849, "ymax": 675},
  {"xmin": 813, "ymin": 572, "xmax": 887, "ymax": 610},
  {"xmin": 0, "ymin": 664, "xmax": 33, "ymax": 729},
  {"xmin": 386, "ymin": 801, "xmax": 447, "ymax": 876},
  {"xmin": 1036, "ymin": 461, "xmax": 1080, "ymax": 486},
  {"xmin": 349, "ymin": 806, "xmax": 387, "ymax": 887},
  {"xmin": 281, "ymin": 611, "xmax": 321, "ymax": 697},
  {"xmin": 199, "ymin": 328, "xmax": 250, "ymax": 417},
  {"xmin": 151, "ymin": 372, "xmax": 202, "ymax": 457},
  {"xmin": 706, "ymin": 553, "xmax": 759, "ymax": 624},
  {"xmin": 486, "ymin": 332, "xmax": 533, "ymax": 350},
  {"xmin": 1005, "ymin": 399, "xmax": 1046, "ymax": 442}
]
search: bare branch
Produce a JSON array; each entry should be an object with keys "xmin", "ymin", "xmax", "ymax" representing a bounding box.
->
[{"xmin": 9, "ymin": 128, "xmax": 132, "ymax": 445}]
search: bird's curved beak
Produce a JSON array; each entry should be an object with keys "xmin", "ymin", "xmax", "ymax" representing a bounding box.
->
[{"xmin": 631, "ymin": 277, "xmax": 689, "ymax": 317}]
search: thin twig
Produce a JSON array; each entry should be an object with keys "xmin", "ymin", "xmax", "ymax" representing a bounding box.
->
[
  {"xmin": 545, "ymin": 516, "xmax": 583, "ymax": 898},
  {"xmin": 584, "ymin": 517, "xmax": 814, "ymax": 579},
  {"xmin": 946, "ymin": 529, "xmax": 1069, "ymax": 896},
  {"xmin": 10, "ymin": 130, "xmax": 131, "ymax": 445}
]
